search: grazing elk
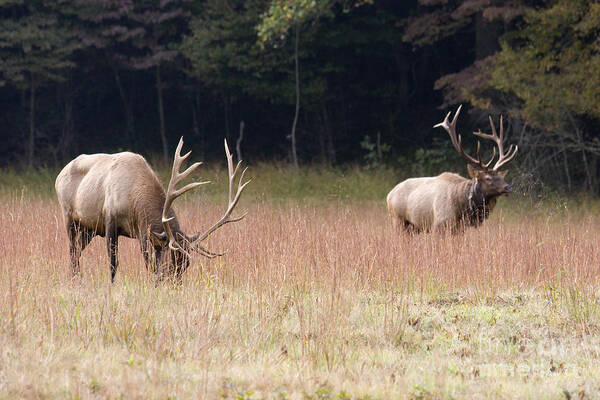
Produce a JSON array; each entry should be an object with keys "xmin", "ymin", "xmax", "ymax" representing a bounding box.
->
[
  {"xmin": 55, "ymin": 138, "xmax": 249, "ymax": 282},
  {"xmin": 387, "ymin": 105, "xmax": 518, "ymax": 232}
]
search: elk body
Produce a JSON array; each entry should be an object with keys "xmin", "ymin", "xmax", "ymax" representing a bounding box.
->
[
  {"xmin": 55, "ymin": 138, "xmax": 249, "ymax": 281},
  {"xmin": 387, "ymin": 105, "xmax": 518, "ymax": 232}
]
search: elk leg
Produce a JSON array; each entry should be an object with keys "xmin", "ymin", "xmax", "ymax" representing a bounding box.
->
[
  {"xmin": 139, "ymin": 237, "xmax": 150, "ymax": 269},
  {"xmin": 68, "ymin": 222, "xmax": 96, "ymax": 276},
  {"xmin": 402, "ymin": 221, "xmax": 420, "ymax": 234},
  {"xmin": 174, "ymin": 262, "xmax": 185, "ymax": 284},
  {"xmin": 105, "ymin": 220, "xmax": 119, "ymax": 282},
  {"xmin": 139, "ymin": 235, "xmax": 158, "ymax": 274},
  {"xmin": 67, "ymin": 221, "xmax": 82, "ymax": 276}
]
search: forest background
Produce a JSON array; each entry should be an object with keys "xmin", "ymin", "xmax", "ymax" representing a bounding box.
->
[{"xmin": 1, "ymin": 0, "xmax": 599, "ymax": 193}]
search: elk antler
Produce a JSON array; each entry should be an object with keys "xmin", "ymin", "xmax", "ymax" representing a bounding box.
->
[
  {"xmin": 188, "ymin": 139, "xmax": 251, "ymax": 258},
  {"xmin": 162, "ymin": 137, "xmax": 210, "ymax": 256},
  {"xmin": 473, "ymin": 115, "xmax": 518, "ymax": 171},
  {"xmin": 434, "ymin": 105, "xmax": 496, "ymax": 171}
]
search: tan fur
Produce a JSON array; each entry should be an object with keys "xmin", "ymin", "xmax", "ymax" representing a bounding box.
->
[
  {"xmin": 388, "ymin": 106, "xmax": 517, "ymax": 233},
  {"xmin": 56, "ymin": 138, "xmax": 249, "ymax": 282},
  {"xmin": 55, "ymin": 152, "xmax": 182, "ymax": 280},
  {"xmin": 386, "ymin": 168, "xmax": 509, "ymax": 233},
  {"xmin": 56, "ymin": 152, "xmax": 175, "ymax": 236},
  {"xmin": 387, "ymin": 173, "xmax": 473, "ymax": 232}
]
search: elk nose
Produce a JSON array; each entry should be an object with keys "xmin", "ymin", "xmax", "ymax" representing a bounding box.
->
[{"xmin": 504, "ymin": 185, "xmax": 513, "ymax": 193}]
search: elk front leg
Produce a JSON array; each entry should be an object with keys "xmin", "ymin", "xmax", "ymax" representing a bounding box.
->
[
  {"xmin": 68, "ymin": 222, "xmax": 95, "ymax": 276},
  {"xmin": 105, "ymin": 220, "xmax": 119, "ymax": 282},
  {"xmin": 138, "ymin": 234, "xmax": 158, "ymax": 274}
]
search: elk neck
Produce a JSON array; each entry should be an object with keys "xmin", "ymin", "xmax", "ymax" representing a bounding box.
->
[
  {"xmin": 466, "ymin": 179, "xmax": 497, "ymax": 225},
  {"xmin": 132, "ymin": 185, "xmax": 183, "ymax": 238}
]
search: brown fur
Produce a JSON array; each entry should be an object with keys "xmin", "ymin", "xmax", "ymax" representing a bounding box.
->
[
  {"xmin": 55, "ymin": 152, "xmax": 189, "ymax": 281},
  {"xmin": 386, "ymin": 167, "xmax": 510, "ymax": 233}
]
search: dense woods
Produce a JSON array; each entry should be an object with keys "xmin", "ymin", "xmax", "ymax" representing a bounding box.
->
[{"xmin": 1, "ymin": 0, "xmax": 599, "ymax": 192}]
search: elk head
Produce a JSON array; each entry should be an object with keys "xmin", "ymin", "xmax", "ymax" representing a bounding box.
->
[
  {"xmin": 153, "ymin": 137, "xmax": 250, "ymax": 277},
  {"xmin": 434, "ymin": 105, "xmax": 518, "ymax": 199}
]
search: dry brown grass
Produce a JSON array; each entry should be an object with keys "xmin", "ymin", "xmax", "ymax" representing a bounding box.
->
[{"xmin": 1, "ymin": 191, "xmax": 600, "ymax": 399}]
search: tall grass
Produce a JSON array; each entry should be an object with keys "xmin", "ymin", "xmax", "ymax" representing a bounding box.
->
[
  {"xmin": 0, "ymin": 163, "xmax": 401, "ymax": 202},
  {"xmin": 1, "ymin": 167, "xmax": 600, "ymax": 398}
]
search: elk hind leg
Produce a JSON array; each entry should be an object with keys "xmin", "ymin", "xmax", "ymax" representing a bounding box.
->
[
  {"xmin": 67, "ymin": 221, "xmax": 82, "ymax": 276},
  {"xmin": 68, "ymin": 221, "xmax": 94, "ymax": 276},
  {"xmin": 403, "ymin": 221, "xmax": 421, "ymax": 234},
  {"xmin": 392, "ymin": 216, "xmax": 419, "ymax": 235},
  {"xmin": 105, "ymin": 220, "xmax": 119, "ymax": 282}
]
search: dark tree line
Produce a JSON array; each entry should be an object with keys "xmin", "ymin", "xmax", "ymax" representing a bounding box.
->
[{"xmin": 1, "ymin": 0, "xmax": 599, "ymax": 192}]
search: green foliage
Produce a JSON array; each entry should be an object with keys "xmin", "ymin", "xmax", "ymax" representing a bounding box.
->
[
  {"xmin": 180, "ymin": 0, "xmax": 350, "ymax": 108},
  {"xmin": 74, "ymin": 0, "xmax": 188, "ymax": 70},
  {"xmin": 440, "ymin": 0, "xmax": 600, "ymax": 132},
  {"xmin": 490, "ymin": 0, "xmax": 600, "ymax": 130},
  {"xmin": 257, "ymin": 0, "xmax": 373, "ymax": 45},
  {"xmin": 0, "ymin": 0, "xmax": 79, "ymax": 87},
  {"xmin": 180, "ymin": 0, "xmax": 295, "ymax": 102},
  {"xmin": 398, "ymin": 138, "xmax": 459, "ymax": 177},
  {"xmin": 360, "ymin": 134, "xmax": 390, "ymax": 169}
]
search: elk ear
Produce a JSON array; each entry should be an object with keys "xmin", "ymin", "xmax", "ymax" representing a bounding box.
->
[
  {"xmin": 176, "ymin": 232, "xmax": 189, "ymax": 243},
  {"xmin": 498, "ymin": 170, "xmax": 508, "ymax": 178},
  {"xmin": 186, "ymin": 232, "xmax": 201, "ymax": 243},
  {"xmin": 466, "ymin": 164, "xmax": 479, "ymax": 179},
  {"xmin": 151, "ymin": 230, "xmax": 168, "ymax": 243}
]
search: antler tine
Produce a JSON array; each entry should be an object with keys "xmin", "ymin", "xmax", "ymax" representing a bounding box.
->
[
  {"xmin": 494, "ymin": 143, "xmax": 518, "ymax": 170},
  {"xmin": 196, "ymin": 244, "xmax": 224, "ymax": 258},
  {"xmin": 433, "ymin": 110, "xmax": 452, "ymax": 130},
  {"xmin": 499, "ymin": 115, "xmax": 504, "ymax": 144},
  {"xmin": 472, "ymin": 114, "xmax": 518, "ymax": 171},
  {"xmin": 483, "ymin": 146, "xmax": 496, "ymax": 169},
  {"xmin": 451, "ymin": 104, "xmax": 462, "ymax": 126},
  {"xmin": 162, "ymin": 137, "xmax": 209, "ymax": 254},
  {"xmin": 189, "ymin": 139, "xmax": 251, "ymax": 255},
  {"xmin": 435, "ymin": 105, "xmax": 484, "ymax": 168},
  {"xmin": 493, "ymin": 114, "xmax": 517, "ymax": 170}
]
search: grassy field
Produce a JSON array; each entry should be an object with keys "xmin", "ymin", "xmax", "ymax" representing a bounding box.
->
[{"xmin": 1, "ymin": 165, "xmax": 600, "ymax": 399}]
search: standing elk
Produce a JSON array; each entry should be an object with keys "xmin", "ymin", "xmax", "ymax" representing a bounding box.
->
[
  {"xmin": 386, "ymin": 105, "xmax": 518, "ymax": 232},
  {"xmin": 55, "ymin": 138, "xmax": 249, "ymax": 282}
]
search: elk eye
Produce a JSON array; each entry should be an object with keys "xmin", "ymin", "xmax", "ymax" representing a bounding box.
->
[{"xmin": 485, "ymin": 176, "xmax": 492, "ymax": 182}]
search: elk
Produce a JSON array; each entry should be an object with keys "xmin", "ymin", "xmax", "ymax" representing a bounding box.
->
[
  {"xmin": 55, "ymin": 138, "xmax": 250, "ymax": 282},
  {"xmin": 386, "ymin": 105, "xmax": 518, "ymax": 232}
]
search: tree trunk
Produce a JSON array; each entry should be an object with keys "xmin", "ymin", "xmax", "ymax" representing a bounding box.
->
[
  {"xmin": 590, "ymin": 153, "xmax": 598, "ymax": 194},
  {"xmin": 317, "ymin": 113, "xmax": 327, "ymax": 165},
  {"xmin": 156, "ymin": 64, "xmax": 168, "ymax": 163},
  {"xmin": 191, "ymin": 91, "xmax": 205, "ymax": 161},
  {"xmin": 236, "ymin": 120, "xmax": 245, "ymax": 162},
  {"xmin": 111, "ymin": 61, "xmax": 136, "ymax": 151},
  {"xmin": 322, "ymin": 103, "xmax": 336, "ymax": 165},
  {"xmin": 559, "ymin": 136, "xmax": 572, "ymax": 192},
  {"xmin": 60, "ymin": 82, "xmax": 74, "ymax": 163},
  {"xmin": 222, "ymin": 91, "xmax": 231, "ymax": 144},
  {"xmin": 289, "ymin": 25, "xmax": 300, "ymax": 168},
  {"xmin": 567, "ymin": 111, "xmax": 594, "ymax": 191},
  {"xmin": 27, "ymin": 73, "xmax": 36, "ymax": 168}
]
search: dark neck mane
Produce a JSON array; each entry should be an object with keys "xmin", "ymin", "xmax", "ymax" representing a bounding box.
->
[{"xmin": 466, "ymin": 181, "xmax": 498, "ymax": 226}]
